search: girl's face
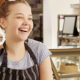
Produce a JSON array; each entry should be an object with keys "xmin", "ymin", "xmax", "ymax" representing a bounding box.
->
[{"xmin": 3, "ymin": 3, "xmax": 33, "ymax": 42}]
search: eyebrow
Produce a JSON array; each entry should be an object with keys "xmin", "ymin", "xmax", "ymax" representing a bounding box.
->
[{"xmin": 15, "ymin": 13, "xmax": 32, "ymax": 17}]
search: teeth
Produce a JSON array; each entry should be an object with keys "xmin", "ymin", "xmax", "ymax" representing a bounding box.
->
[{"xmin": 19, "ymin": 28, "xmax": 28, "ymax": 32}]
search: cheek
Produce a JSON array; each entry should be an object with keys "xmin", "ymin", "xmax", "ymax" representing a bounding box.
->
[
  {"xmin": 29, "ymin": 24, "xmax": 33, "ymax": 32},
  {"xmin": 29, "ymin": 21, "xmax": 33, "ymax": 29},
  {"xmin": 5, "ymin": 22, "xmax": 18, "ymax": 33},
  {"xmin": 13, "ymin": 20, "xmax": 22, "ymax": 28}
]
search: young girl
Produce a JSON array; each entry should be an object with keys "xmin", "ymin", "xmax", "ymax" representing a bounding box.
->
[{"xmin": 0, "ymin": 0, "xmax": 53, "ymax": 80}]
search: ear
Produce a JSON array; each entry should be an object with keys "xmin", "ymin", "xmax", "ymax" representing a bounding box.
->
[{"xmin": 0, "ymin": 18, "xmax": 7, "ymax": 29}]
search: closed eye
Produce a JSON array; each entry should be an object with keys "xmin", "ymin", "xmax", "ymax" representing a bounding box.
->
[
  {"xmin": 16, "ymin": 16, "xmax": 24, "ymax": 19},
  {"xmin": 28, "ymin": 18, "xmax": 33, "ymax": 20}
]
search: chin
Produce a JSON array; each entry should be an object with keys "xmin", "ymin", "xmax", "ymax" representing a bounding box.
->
[
  {"xmin": 17, "ymin": 36, "xmax": 28, "ymax": 42},
  {"xmin": 20, "ymin": 37, "xmax": 28, "ymax": 41}
]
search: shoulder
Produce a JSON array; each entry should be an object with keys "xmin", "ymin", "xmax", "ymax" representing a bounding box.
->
[
  {"xmin": 28, "ymin": 38, "xmax": 51, "ymax": 54},
  {"xmin": 28, "ymin": 39, "xmax": 41, "ymax": 49},
  {"xmin": 28, "ymin": 39, "xmax": 52, "ymax": 66},
  {"xmin": 28, "ymin": 39, "xmax": 47, "ymax": 51},
  {"xmin": 28, "ymin": 38, "xmax": 41, "ymax": 45}
]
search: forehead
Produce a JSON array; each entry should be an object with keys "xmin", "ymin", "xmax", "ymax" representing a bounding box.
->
[{"xmin": 8, "ymin": 3, "xmax": 32, "ymax": 16}]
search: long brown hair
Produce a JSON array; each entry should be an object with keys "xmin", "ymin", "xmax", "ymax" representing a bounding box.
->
[{"xmin": 0, "ymin": 0, "xmax": 29, "ymax": 18}]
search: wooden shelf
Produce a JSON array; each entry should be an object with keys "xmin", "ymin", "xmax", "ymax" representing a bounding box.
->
[
  {"xmin": 50, "ymin": 48, "xmax": 80, "ymax": 57},
  {"xmin": 59, "ymin": 72, "xmax": 80, "ymax": 78},
  {"xmin": 50, "ymin": 48, "xmax": 80, "ymax": 53},
  {"xmin": 59, "ymin": 35, "xmax": 80, "ymax": 39}
]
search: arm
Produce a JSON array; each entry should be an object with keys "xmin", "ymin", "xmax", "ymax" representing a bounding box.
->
[{"xmin": 40, "ymin": 56, "xmax": 53, "ymax": 80}]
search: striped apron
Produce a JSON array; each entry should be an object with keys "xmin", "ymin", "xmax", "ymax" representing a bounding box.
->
[{"xmin": 0, "ymin": 42, "xmax": 40, "ymax": 80}]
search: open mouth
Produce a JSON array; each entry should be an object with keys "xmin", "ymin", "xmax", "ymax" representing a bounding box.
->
[{"xmin": 18, "ymin": 28, "xmax": 28, "ymax": 32}]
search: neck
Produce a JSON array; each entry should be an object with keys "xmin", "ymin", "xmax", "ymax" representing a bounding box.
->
[{"xmin": 5, "ymin": 39, "xmax": 26, "ymax": 56}]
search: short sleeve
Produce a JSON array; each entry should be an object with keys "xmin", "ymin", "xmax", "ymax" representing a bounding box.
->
[{"xmin": 37, "ymin": 42, "xmax": 52, "ymax": 66}]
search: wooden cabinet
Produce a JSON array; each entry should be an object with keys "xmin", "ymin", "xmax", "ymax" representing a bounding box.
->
[{"xmin": 50, "ymin": 48, "xmax": 80, "ymax": 80}]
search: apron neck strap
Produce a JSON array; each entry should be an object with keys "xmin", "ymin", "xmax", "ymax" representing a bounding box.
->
[
  {"xmin": 1, "ymin": 42, "xmax": 7, "ymax": 67},
  {"xmin": 24, "ymin": 42, "xmax": 38, "ymax": 64},
  {"xmin": 1, "ymin": 40, "xmax": 38, "ymax": 67}
]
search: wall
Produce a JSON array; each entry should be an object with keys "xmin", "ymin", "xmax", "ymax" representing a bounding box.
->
[{"xmin": 43, "ymin": 0, "xmax": 78, "ymax": 49}]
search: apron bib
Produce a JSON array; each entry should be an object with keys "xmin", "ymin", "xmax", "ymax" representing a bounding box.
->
[{"xmin": 0, "ymin": 41, "xmax": 40, "ymax": 80}]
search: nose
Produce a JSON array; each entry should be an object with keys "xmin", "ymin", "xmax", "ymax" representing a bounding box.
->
[{"xmin": 22, "ymin": 18, "xmax": 29, "ymax": 26}]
